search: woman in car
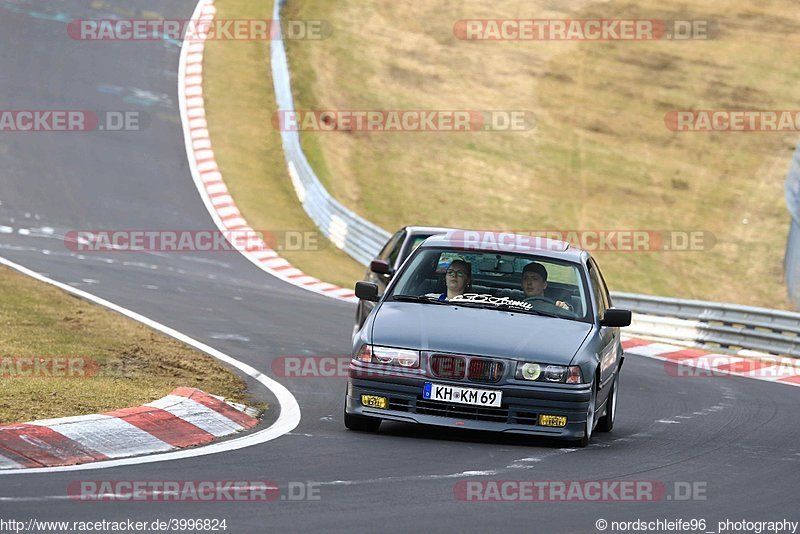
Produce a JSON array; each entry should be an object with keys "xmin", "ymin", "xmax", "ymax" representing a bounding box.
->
[{"xmin": 438, "ymin": 259, "xmax": 471, "ymax": 301}]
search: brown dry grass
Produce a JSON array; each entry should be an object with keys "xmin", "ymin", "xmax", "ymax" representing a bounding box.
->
[
  {"xmin": 0, "ymin": 265, "xmax": 261, "ymax": 424},
  {"xmin": 202, "ymin": 0, "xmax": 366, "ymax": 289},
  {"xmin": 281, "ymin": 0, "xmax": 800, "ymax": 308}
]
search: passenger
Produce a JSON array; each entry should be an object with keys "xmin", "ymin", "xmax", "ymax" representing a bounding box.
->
[
  {"xmin": 521, "ymin": 262, "xmax": 571, "ymax": 310},
  {"xmin": 439, "ymin": 259, "xmax": 472, "ymax": 301}
]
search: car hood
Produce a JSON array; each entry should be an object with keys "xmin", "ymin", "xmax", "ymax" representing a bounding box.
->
[{"xmin": 370, "ymin": 302, "xmax": 593, "ymax": 364}]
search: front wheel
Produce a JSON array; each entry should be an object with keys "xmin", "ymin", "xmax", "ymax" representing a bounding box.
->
[
  {"xmin": 344, "ymin": 410, "xmax": 381, "ymax": 432},
  {"xmin": 573, "ymin": 380, "xmax": 597, "ymax": 448},
  {"xmin": 596, "ymin": 373, "xmax": 619, "ymax": 433},
  {"xmin": 352, "ymin": 303, "xmax": 364, "ymax": 340}
]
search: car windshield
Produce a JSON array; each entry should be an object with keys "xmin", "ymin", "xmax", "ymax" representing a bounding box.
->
[{"xmin": 388, "ymin": 247, "xmax": 592, "ymax": 323}]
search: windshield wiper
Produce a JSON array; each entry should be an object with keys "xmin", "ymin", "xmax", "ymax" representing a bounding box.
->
[
  {"xmin": 391, "ymin": 294, "xmax": 447, "ymax": 304},
  {"xmin": 506, "ymin": 306, "xmax": 561, "ymax": 318},
  {"xmin": 452, "ymin": 299, "xmax": 562, "ymax": 318}
]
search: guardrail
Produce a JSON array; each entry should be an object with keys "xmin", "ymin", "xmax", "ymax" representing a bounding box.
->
[
  {"xmin": 269, "ymin": 0, "xmax": 800, "ymax": 357},
  {"xmin": 786, "ymin": 145, "xmax": 800, "ymax": 309},
  {"xmin": 270, "ymin": 0, "xmax": 390, "ymax": 266},
  {"xmin": 611, "ymin": 292, "xmax": 800, "ymax": 358}
]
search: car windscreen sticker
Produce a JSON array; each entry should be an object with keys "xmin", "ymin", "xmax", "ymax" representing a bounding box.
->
[{"xmin": 451, "ymin": 293, "xmax": 533, "ymax": 310}]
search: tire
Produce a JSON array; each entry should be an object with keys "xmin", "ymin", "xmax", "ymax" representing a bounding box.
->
[
  {"xmin": 574, "ymin": 380, "xmax": 597, "ymax": 448},
  {"xmin": 352, "ymin": 303, "xmax": 363, "ymax": 339},
  {"xmin": 344, "ymin": 410, "xmax": 381, "ymax": 432},
  {"xmin": 597, "ymin": 373, "xmax": 619, "ymax": 433}
]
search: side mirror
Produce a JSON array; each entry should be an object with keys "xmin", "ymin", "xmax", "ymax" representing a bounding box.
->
[
  {"xmin": 370, "ymin": 259, "xmax": 393, "ymax": 276},
  {"xmin": 600, "ymin": 308, "xmax": 632, "ymax": 327},
  {"xmin": 355, "ymin": 281, "xmax": 380, "ymax": 302}
]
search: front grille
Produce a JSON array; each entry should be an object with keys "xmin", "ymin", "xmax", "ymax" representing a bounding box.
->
[
  {"xmin": 430, "ymin": 355, "xmax": 466, "ymax": 379},
  {"xmin": 468, "ymin": 359, "xmax": 504, "ymax": 383},
  {"xmin": 388, "ymin": 397, "xmax": 410, "ymax": 412},
  {"xmin": 415, "ymin": 399, "xmax": 507, "ymax": 422},
  {"xmin": 511, "ymin": 410, "xmax": 539, "ymax": 425},
  {"xmin": 384, "ymin": 398, "xmax": 539, "ymax": 426}
]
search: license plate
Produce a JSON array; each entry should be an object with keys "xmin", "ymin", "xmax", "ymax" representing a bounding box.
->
[
  {"xmin": 539, "ymin": 414, "xmax": 567, "ymax": 427},
  {"xmin": 423, "ymin": 383, "xmax": 502, "ymax": 407},
  {"xmin": 361, "ymin": 395, "xmax": 388, "ymax": 409}
]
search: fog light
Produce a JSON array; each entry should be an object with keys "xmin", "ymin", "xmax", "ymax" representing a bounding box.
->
[
  {"xmin": 539, "ymin": 414, "xmax": 567, "ymax": 427},
  {"xmin": 361, "ymin": 395, "xmax": 388, "ymax": 409}
]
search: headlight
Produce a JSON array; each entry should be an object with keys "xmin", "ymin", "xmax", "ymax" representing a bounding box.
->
[
  {"xmin": 516, "ymin": 362, "xmax": 583, "ymax": 384},
  {"xmin": 518, "ymin": 363, "xmax": 541, "ymax": 380},
  {"xmin": 544, "ymin": 365, "xmax": 565, "ymax": 382},
  {"xmin": 354, "ymin": 345, "xmax": 420, "ymax": 368}
]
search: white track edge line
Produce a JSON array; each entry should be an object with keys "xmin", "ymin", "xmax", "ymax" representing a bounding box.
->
[{"xmin": 0, "ymin": 254, "xmax": 300, "ymax": 475}]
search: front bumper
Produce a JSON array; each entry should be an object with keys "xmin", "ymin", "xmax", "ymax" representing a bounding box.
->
[{"xmin": 346, "ymin": 368, "xmax": 593, "ymax": 440}]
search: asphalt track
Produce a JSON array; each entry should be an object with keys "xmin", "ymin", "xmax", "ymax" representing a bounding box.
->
[{"xmin": 1, "ymin": 1, "xmax": 799, "ymax": 532}]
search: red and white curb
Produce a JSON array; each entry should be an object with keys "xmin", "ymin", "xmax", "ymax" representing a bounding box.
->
[
  {"xmin": 2, "ymin": 242, "xmax": 299, "ymax": 475},
  {"xmin": 622, "ymin": 336, "xmax": 800, "ymax": 387},
  {"xmin": 178, "ymin": 0, "xmax": 357, "ymax": 302},
  {"xmin": 0, "ymin": 388, "xmax": 259, "ymax": 470}
]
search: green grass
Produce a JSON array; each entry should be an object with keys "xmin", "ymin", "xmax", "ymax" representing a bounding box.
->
[{"xmin": 0, "ymin": 266, "xmax": 262, "ymax": 424}]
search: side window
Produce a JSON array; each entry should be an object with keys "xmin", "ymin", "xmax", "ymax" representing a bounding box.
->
[
  {"xmin": 591, "ymin": 259, "xmax": 613, "ymax": 308},
  {"xmin": 587, "ymin": 262, "xmax": 609, "ymax": 320},
  {"xmin": 386, "ymin": 234, "xmax": 405, "ymax": 268},
  {"xmin": 378, "ymin": 230, "xmax": 404, "ymax": 263},
  {"xmin": 392, "ymin": 236, "xmax": 431, "ymax": 275}
]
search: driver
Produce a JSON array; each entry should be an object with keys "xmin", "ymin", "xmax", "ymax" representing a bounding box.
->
[{"xmin": 521, "ymin": 262, "xmax": 572, "ymax": 310}]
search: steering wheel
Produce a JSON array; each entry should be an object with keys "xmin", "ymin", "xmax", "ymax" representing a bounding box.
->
[
  {"xmin": 524, "ymin": 296, "xmax": 575, "ymax": 314},
  {"xmin": 523, "ymin": 296, "xmax": 553, "ymax": 305}
]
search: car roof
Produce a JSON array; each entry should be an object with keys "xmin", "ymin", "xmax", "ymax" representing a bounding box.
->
[
  {"xmin": 418, "ymin": 230, "xmax": 588, "ymax": 263},
  {"xmin": 403, "ymin": 226, "xmax": 461, "ymax": 237}
]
